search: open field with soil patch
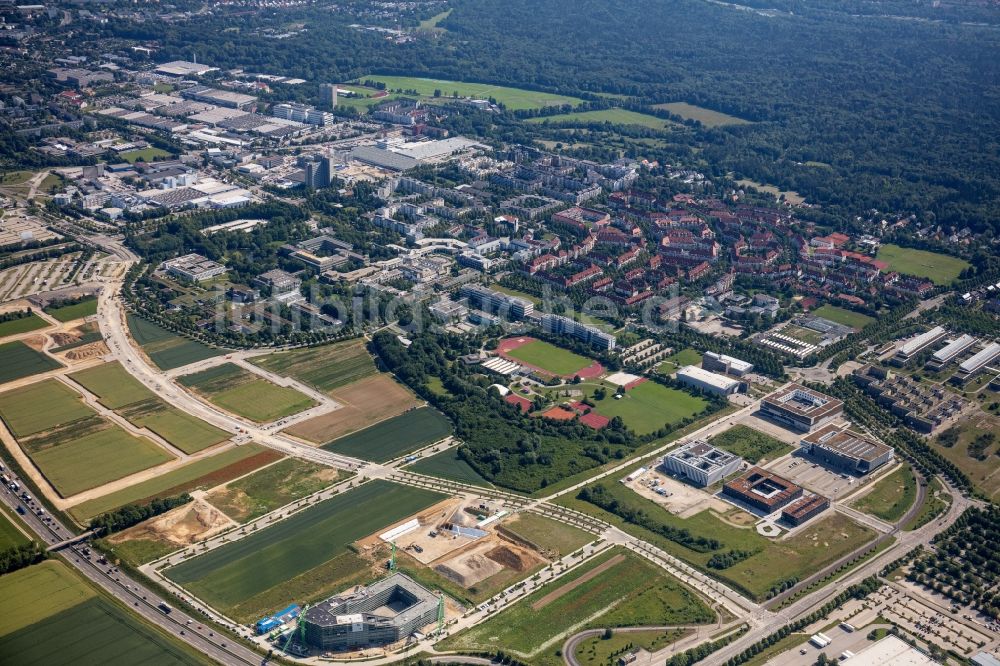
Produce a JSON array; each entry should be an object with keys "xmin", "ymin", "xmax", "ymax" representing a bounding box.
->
[
  {"xmin": 708, "ymin": 424, "xmax": 794, "ymax": 464},
  {"xmin": 180, "ymin": 363, "xmax": 315, "ymax": 423},
  {"xmin": 0, "ymin": 340, "xmax": 62, "ymax": 383},
  {"xmin": 0, "ymin": 378, "xmax": 91, "ymax": 438},
  {"xmin": 320, "ymin": 407, "xmax": 452, "ymax": 461},
  {"xmin": 249, "ymin": 339, "xmax": 376, "ymax": 392},
  {"xmin": 852, "ymin": 463, "xmax": 917, "ymax": 522},
  {"xmin": 44, "ymin": 296, "xmax": 97, "ymax": 322}
]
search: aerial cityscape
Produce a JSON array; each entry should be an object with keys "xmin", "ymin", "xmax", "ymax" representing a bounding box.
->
[{"xmin": 0, "ymin": 1, "xmax": 998, "ymax": 665}]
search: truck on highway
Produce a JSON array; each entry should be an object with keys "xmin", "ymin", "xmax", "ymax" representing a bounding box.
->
[{"xmin": 158, "ymin": 603, "xmax": 173, "ymax": 614}]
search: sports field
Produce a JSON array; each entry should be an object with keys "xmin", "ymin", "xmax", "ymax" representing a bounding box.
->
[
  {"xmin": 499, "ymin": 338, "xmax": 596, "ymax": 377},
  {"xmin": 359, "ymin": 75, "xmax": 582, "ymax": 111},
  {"xmin": 206, "ymin": 458, "xmax": 348, "ymax": 522},
  {"xmin": 31, "ymin": 425, "xmax": 173, "ymax": 497},
  {"xmin": 44, "ymin": 296, "xmax": 98, "ymax": 322},
  {"xmin": 0, "ymin": 560, "xmax": 211, "ymax": 665},
  {"xmin": 591, "ymin": 380, "xmax": 708, "ymax": 435},
  {"xmin": 653, "ymin": 102, "xmax": 752, "ymax": 127},
  {"xmin": 0, "ymin": 340, "xmax": 62, "ymax": 384},
  {"xmin": 70, "ymin": 363, "xmax": 229, "ymax": 453},
  {"xmin": 439, "ymin": 549, "xmax": 713, "ymax": 663},
  {"xmin": 811, "ymin": 305, "xmax": 875, "ymax": 330},
  {"xmin": 321, "ymin": 407, "xmax": 452, "ymax": 461},
  {"xmin": 69, "ymin": 444, "xmax": 278, "ymax": 521},
  {"xmin": 180, "ymin": 363, "xmax": 316, "ymax": 422},
  {"xmin": 249, "ymin": 339, "xmax": 376, "ymax": 392},
  {"xmin": 708, "ymin": 425, "xmax": 793, "ymax": 464},
  {"xmin": 0, "ymin": 508, "xmax": 29, "ymax": 549},
  {"xmin": 286, "ymin": 374, "xmax": 421, "ymax": 444},
  {"xmin": 127, "ymin": 314, "xmax": 224, "ymax": 370},
  {"xmin": 0, "ymin": 379, "xmax": 92, "ymax": 438},
  {"xmin": 876, "ymin": 244, "xmax": 970, "ymax": 285},
  {"xmin": 166, "ymin": 480, "xmax": 445, "ymax": 618},
  {"xmin": 0, "ymin": 313, "xmax": 48, "ymax": 337},
  {"xmin": 657, "ymin": 347, "xmax": 702, "ymax": 373},
  {"xmin": 408, "ymin": 447, "xmax": 492, "ymax": 487},
  {"xmin": 119, "ymin": 147, "xmax": 173, "ymax": 164},
  {"xmin": 526, "ymin": 108, "xmax": 670, "ymax": 129},
  {"xmin": 853, "ymin": 463, "xmax": 917, "ymax": 522}
]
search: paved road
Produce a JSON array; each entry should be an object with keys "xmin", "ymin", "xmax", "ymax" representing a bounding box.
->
[{"xmin": 0, "ymin": 462, "xmax": 264, "ymax": 666}]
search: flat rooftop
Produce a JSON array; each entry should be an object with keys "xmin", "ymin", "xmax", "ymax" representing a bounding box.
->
[
  {"xmin": 724, "ymin": 466, "xmax": 802, "ymax": 507},
  {"xmin": 667, "ymin": 440, "xmax": 740, "ymax": 472},
  {"xmin": 802, "ymin": 423, "xmax": 893, "ymax": 463},
  {"xmin": 782, "ymin": 494, "xmax": 829, "ymax": 519},
  {"xmin": 844, "ymin": 635, "xmax": 937, "ymax": 665},
  {"xmin": 155, "ymin": 60, "xmax": 216, "ymax": 77},
  {"xmin": 762, "ymin": 383, "xmax": 843, "ymax": 418}
]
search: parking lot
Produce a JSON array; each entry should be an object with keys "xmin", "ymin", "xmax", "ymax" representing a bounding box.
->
[{"xmin": 766, "ymin": 451, "xmax": 866, "ymax": 500}]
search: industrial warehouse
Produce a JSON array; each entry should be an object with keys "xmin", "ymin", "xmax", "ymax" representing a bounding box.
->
[
  {"xmin": 800, "ymin": 424, "xmax": 894, "ymax": 475},
  {"xmin": 300, "ymin": 574, "xmax": 440, "ymax": 651},
  {"xmin": 759, "ymin": 383, "xmax": 844, "ymax": 433}
]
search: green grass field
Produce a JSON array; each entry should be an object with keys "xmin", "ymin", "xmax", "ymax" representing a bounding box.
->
[
  {"xmin": 180, "ymin": 363, "xmax": 316, "ymax": 423},
  {"xmin": 876, "ymin": 244, "xmax": 970, "ymax": 285},
  {"xmin": 0, "ymin": 341, "xmax": 62, "ymax": 384},
  {"xmin": 0, "ymin": 379, "xmax": 92, "ymax": 438},
  {"xmin": 166, "ymin": 480, "xmax": 445, "ymax": 618},
  {"xmin": 360, "ymin": 75, "xmax": 583, "ymax": 111},
  {"xmin": 657, "ymin": 347, "xmax": 702, "ymax": 373},
  {"xmin": 249, "ymin": 340, "xmax": 376, "ymax": 392},
  {"xmin": 127, "ymin": 314, "xmax": 224, "ymax": 371},
  {"xmin": 708, "ymin": 425, "xmax": 793, "ymax": 464},
  {"xmin": 492, "ymin": 285, "xmax": 542, "ymax": 306},
  {"xmin": 408, "ymin": 447, "xmax": 492, "ymax": 486},
  {"xmin": 119, "ymin": 147, "xmax": 173, "ymax": 164},
  {"xmin": 44, "ymin": 297, "xmax": 98, "ymax": 322},
  {"xmin": 206, "ymin": 458, "xmax": 348, "ymax": 522},
  {"xmin": 439, "ymin": 549, "xmax": 714, "ymax": 664},
  {"xmin": 31, "ymin": 425, "xmax": 173, "ymax": 497},
  {"xmin": 653, "ymin": 102, "xmax": 751, "ymax": 127},
  {"xmin": 321, "ymin": 407, "xmax": 452, "ymax": 461},
  {"xmin": 526, "ymin": 108, "xmax": 670, "ymax": 129},
  {"xmin": 565, "ymin": 482, "xmax": 875, "ymax": 600},
  {"xmin": 853, "ymin": 464, "xmax": 918, "ymax": 523},
  {"xmin": 575, "ymin": 628, "xmax": 690, "ymax": 666},
  {"xmin": 0, "ymin": 561, "xmax": 211, "ymax": 665},
  {"xmin": 503, "ymin": 339, "xmax": 594, "ymax": 376},
  {"xmin": 0, "ymin": 508, "xmax": 29, "ymax": 549},
  {"xmin": 592, "ymin": 381, "xmax": 708, "ymax": 435},
  {"xmin": 0, "ymin": 313, "xmax": 48, "ymax": 338},
  {"xmin": 69, "ymin": 362, "xmax": 153, "ymax": 409},
  {"xmin": 811, "ymin": 305, "xmax": 875, "ymax": 330},
  {"xmin": 503, "ymin": 513, "xmax": 592, "ymax": 557},
  {"xmin": 69, "ymin": 444, "xmax": 275, "ymax": 521}
]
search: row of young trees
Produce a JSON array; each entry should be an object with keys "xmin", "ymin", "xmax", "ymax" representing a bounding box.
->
[{"xmin": 89, "ymin": 494, "xmax": 192, "ymax": 535}]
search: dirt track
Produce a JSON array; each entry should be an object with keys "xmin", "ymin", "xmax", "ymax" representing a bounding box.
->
[{"xmin": 531, "ymin": 552, "xmax": 625, "ymax": 610}]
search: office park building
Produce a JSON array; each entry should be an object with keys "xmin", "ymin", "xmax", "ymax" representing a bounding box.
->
[
  {"xmin": 662, "ymin": 440, "xmax": 743, "ymax": 487},
  {"xmin": 760, "ymin": 383, "xmax": 844, "ymax": 433}
]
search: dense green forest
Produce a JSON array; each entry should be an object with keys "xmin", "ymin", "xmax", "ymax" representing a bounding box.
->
[{"xmin": 99, "ymin": 0, "xmax": 1000, "ymax": 235}]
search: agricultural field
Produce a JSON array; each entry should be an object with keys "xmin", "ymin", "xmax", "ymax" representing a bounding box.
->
[
  {"xmin": 358, "ymin": 75, "xmax": 583, "ymax": 111},
  {"xmin": 0, "ymin": 508, "xmax": 29, "ymax": 549},
  {"xmin": 70, "ymin": 363, "xmax": 229, "ymax": 454},
  {"xmin": 591, "ymin": 380, "xmax": 709, "ymax": 435},
  {"xmin": 852, "ymin": 463, "xmax": 917, "ymax": 522},
  {"xmin": 0, "ymin": 340, "xmax": 62, "ymax": 384},
  {"xmin": 205, "ymin": 458, "xmax": 349, "ymax": 522},
  {"xmin": 30, "ymin": 425, "xmax": 173, "ymax": 497},
  {"xmin": 657, "ymin": 347, "xmax": 702, "ymax": 373},
  {"xmin": 811, "ymin": 304, "xmax": 875, "ymax": 330},
  {"xmin": 708, "ymin": 425, "xmax": 793, "ymax": 464},
  {"xmin": 501, "ymin": 339, "xmax": 595, "ymax": 376},
  {"xmin": 320, "ymin": 407, "xmax": 452, "ymax": 461},
  {"xmin": 126, "ymin": 314, "xmax": 224, "ymax": 371},
  {"xmin": 0, "ymin": 379, "xmax": 92, "ymax": 438},
  {"xmin": 438, "ymin": 549, "xmax": 714, "ymax": 665},
  {"xmin": 526, "ymin": 108, "xmax": 671, "ymax": 129},
  {"xmin": 166, "ymin": 480, "xmax": 445, "ymax": 621},
  {"xmin": 876, "ymin": 244, "xmax": 970, "ymax": 285},
  {"xmin": 563, "ymin": 481, "xmax": 876, "ymax": 600},
  {"xmin": 119, "ymin": 147, "xmax": 173, "ymax": 163},
  {"xmin": 0, "ymin": 313, "xmax": 48, "ymax": 337},
  {"xmin": 43, "ymin": 296, "xmax": 97, "ymax": 322},
  {"xmin": 408, "ymin": 447, "xmax": 492, "ymax": 487},
  {"xmin": 653, "ymin": 102, "xmax": 752, "ymax": 127},
  {"xmin": 179, "ymin": 363, "xmax": 315, "ymax": 423},
  {"xmin": 69, "ymin": 444, "xmax": 279, "ymax": 521},
  {"xmin": 502, "ymin": 512, "xmax": 592, "ymax": 558},
  {"xmin": 0, "ymin": 561, "xmax": 211, "ymax": 665},
  {"xmin": 285, "ymin": 374, "xmax": 421, "ymax": 444},
  {"xmin": 249, "ymin": 339, "xmax": 376, "ymax": 392}
]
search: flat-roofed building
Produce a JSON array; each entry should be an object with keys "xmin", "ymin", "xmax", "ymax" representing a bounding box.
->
[
  {"xmin": 161, "ymin": 253, "xmax": 226, "ymax": 282},
  {"xmin": 459, "ymin": 284, "xmax": 534, "ymax": 319},
  {"xmin": 722, "ymin": 467, "xmax": 803, "ymax": 513},
  {"xmin": 180, "ymin": 85, "xmax": 256, "ymax": 110},
  {"xmin": 801, "ymin": 423, "xmax": 894, "ymax": 475},
  {"xmin": 893, "ymin": 325, "xmax": 948, "ymax": 365},
  {"xmin": 662, "ymin": 439, "xmax": 743, "ymax": 486},
  {"xmin": 928, "ymin": 334, "xmax": 977, "ymax": 369},
  {"xmin": 253, "ymin": 268, "xmax": 301, "ymax": 295},
  {"xmin": 781, "ymin": 494, "xmax": 830, "ymax": 526},
  {"xmin": 702, "ymin": 351, "xmax": 753, "ymax": 377},
  {"xmin": 155, "ymin": 61, "xmax": 217, "ymax": 77},
  {"xmin": 540, "ymin": 313, "xmax": 615, "ymax": 351},
  {"xmin": 760, "ymin": 383, "xmax": 843, "ymax": 432},
  {"xmin": 676, "ymin": 365, "xmax": 745, "ymax": 396},
  {"xmin": 843, "ymin": 635, "xmax": 937, "ymax": 666},
  {"xmin": 957, "ymin": 341, "xmax": 1000, "ymax": 378}
]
